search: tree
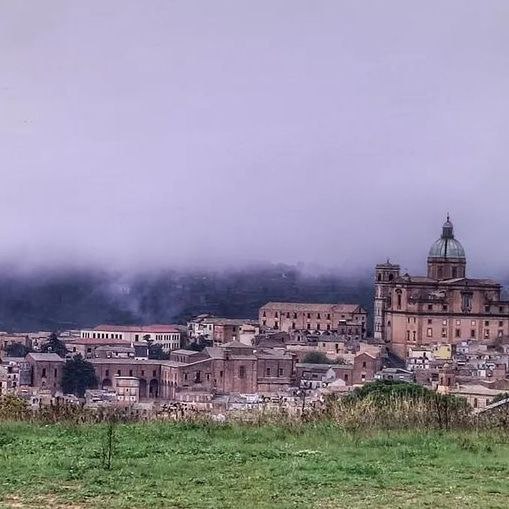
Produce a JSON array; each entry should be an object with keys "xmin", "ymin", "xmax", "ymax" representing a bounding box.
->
[
  {"xmin": 302, "ymin": 351, "xmax": 330, "ymax": 364},
  {"xmin": 148, "ymin": 343, "xmax": 170, "ymax": 360},
  {"xmin": 41, "ymin": 332, "xmax": 68, "ymax": 358},
  {"xmin": 4, "ymin": 342, "xmax": 31, "ymax": 357},
  {"xmin": 62, "ymin": 355, "xmax": 98, "ymax": 397},
  {"xmin": 491, "ymin": 392, "xmax": 509, "ymax": 404}
]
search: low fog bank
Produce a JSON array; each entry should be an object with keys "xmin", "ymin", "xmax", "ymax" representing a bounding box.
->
[{"xmin": 0, "ymin": 264, "xmax": 374, "ymax": 333}]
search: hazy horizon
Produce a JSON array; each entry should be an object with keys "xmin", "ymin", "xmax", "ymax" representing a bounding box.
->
[{"xmin": 2, "ymin": 1, "xmax": 509, "ymax": 276}]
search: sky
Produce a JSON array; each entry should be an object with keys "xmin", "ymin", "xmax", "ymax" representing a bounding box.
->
[{"xmin": 1, "ymin": 1, "xmax": 508, "ymax": 276}]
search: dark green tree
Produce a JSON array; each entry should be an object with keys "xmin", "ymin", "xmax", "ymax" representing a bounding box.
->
[
  {"xmin": 4, "ymin": 342, "xmax": 32, "ymax": 357},
  {"xmin": 148, "ymin": 343, "xmax": 170, "ymax": 360},
  {"xmin": 41, "ymin": 332, "xmax": 68, "ymax": 358},
  {"xmin": 302, "ymin": 351, "xmax": 330, "ymax": 364},
  {"xmin": 62, "ymin": 355, "xmax": 98, "ymax": 397}
]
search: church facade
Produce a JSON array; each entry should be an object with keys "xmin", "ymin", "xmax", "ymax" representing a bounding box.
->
[{"xmin": 375, "ymin": 217, "xmax": 509, "ymax": 358}]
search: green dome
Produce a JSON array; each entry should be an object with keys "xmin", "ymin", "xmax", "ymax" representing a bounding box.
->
[{"xmin": 428, "ymin": 217, "xmax": 466, "ymax": 259}]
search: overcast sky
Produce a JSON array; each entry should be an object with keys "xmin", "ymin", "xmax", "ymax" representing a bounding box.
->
[{"xmin": 1, "ymin": 1, "xmax": 508, "ymax": 275}]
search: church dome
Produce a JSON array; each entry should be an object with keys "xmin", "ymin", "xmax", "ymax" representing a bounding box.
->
[{"xmin": 428, "ymin": 216, "xmax": 466, "ymax": 259}]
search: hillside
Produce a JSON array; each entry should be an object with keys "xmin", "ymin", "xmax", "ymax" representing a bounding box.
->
[{"xmin": 0, "ymin": 265, "xmax": 373, "ymax": 332}]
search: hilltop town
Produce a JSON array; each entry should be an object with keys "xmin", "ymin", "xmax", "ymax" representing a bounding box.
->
[{"xmin": 1, "ymin": 217, "xmax": 508, "ymax": 415}]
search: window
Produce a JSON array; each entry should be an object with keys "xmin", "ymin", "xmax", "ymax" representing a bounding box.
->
[
  {"xmin": 279, "ymin": 368, "xmax": 284, "ymax": 376},
  {"xmin": 442, "ymin": 319, "xmax": 447, "ymax": 326},
  {"xmin": 286, "ymin": 312, "xmax": 290, "ymax": 318},
  {"xmin": 500, "ymin": 307, "xmax": 504, "ymax": 313},
  {"xmin": 327, "ymin": 324, "xmax": 331, "ymax": 330},
  {"xmin": 262, "ymin": 320, "xmax": 266, "ymax": 326},
  {"xmin": 54, "ymin": 368, "xmax": 57, "ymax": 377},
  {"xmin": 141, "ymin": 370, "xmax": 144, "ymax": 376},
  {"xmin": 471, "ymin": 320, "xmax": 476, "ymax": 326},
  {"xmin": 184, "ymin": 373, "xmax": 188, "ymax": 381},
  {"xmin": 42, "ymin": 368, "xmax": 46, "ymax": 377},
  {"xmin": 485, "ymin": 305, "xmax": 490, "ymax": 313},
  {"xmin": 485, "ymin": 321, "xmax": 490, "ymax": 326},
  {"xmin": 471, "ymin": 329, "xmax": 476, "ymax": 338},
  {"xmin": 344, "ymin": 374, "xmax": 349, "ymax": 382},
  {"xmin": 317, "ymin": 313, "xmax": 321, "ymax": 319},
  {"xmin": 412, "ymin": 331, "xmax": 416, "ymax": 341},
  {"xmin": 452, "ymin": 267, "xmax": 457, "ymax": 278},
  {"xmin": 293, "ymin": 312, "xmax": 297, "ymax": 319},
  {"xmin": 441, "ymin": 328, "xmax": 447, "ymax": 338},
  {"xmin": 153, "ymin": 370, "xmax": 156, "ymax": 377},
  {"xmin": 397, "ymin": 293, "xmax": 402, "ymax": 309},
  {"xmin": 498, "ymin": 330, "xmax": 503, "ymax": 337},
  {"xmin": 484, "ymin": 329, "xmax": 490, "ymax": 339},
  {"xmin": 473, "ymin": 398, "xmax": 478, "ymax": 408},
  {"xmin": 292, "ymin": 322, "xmax": 296, "ymax": 329},
  {"xmin": 262, "ymin": 311, "xmax": 266, "ymax": 318},
  {"xmin": 455, "ymin": 329, "xmax": 460, "ymax": 338},
  {"xmin": 406, "ymin": 330, "xmax": 410, "ymax": 340},
  {"xmin": 117, "ymin": 370, "xmax": 121, "ymax": 376},
  {"xmin": 428, "ymin": 319, "xmax": 432, "ymax": 325},
  {"xmin": 220, "ymin": 371, "xmax": 223, "ymax": 378},
  {"xmin": 316, "ymin": 323, "xmax": 320, "ymax": 330},
  {"xmin": 442, "ymin": 305, "xmax": 448, "ymax": 311},
  {"xmin": 428, "ymin": 304, "xmax": 433, "ymax": 311},
  {"xmin": 129, "ymin": 370, "xmax": 133, "ymax": 377},
  {"xmin": 275, "ymin": 312, "xmax": 278, "ymax": 318},
  {"xmin": 362, "ymin": 361, "xmax": 366, "ymax": 368},
  {"xmin": 456, "ymin": 320, "xmax": 461, "ymax": 326},
  {"xmin": 499, "ymin": 321, "xmax": 503, "ymax": 327},
  {"xmin": 106, "ymin": 369, "xmax": 109, "ymax": 377},
  {"xmin": 307, "ymin": 323, "xmax": 311, "ymax": 330},
  {"xmin": 274, "ymin": 321, "xmax": 279, "ymax": 330},
  {"xmin": 266, "ymin": 368, "xmax": 271, "ymax": 376},
  {"xmin": 239, "ymin": 366, "xmax": 245, "ymax": 378},
  {"xmin": 427, "ymin": 328, "xmax": 433, "ymax": 338},
  {"xmin": 307, "ymin": 313, "xmax": 311, "ymax": 319},
  {"xmin": 327, "ymin": 313, "xmax": 331, "ymax": 320}
]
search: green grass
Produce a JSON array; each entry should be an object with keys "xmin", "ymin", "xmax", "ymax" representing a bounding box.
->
[{"xmin": 0, "ymin": 422, "xmax": 508, "ymax": 508}]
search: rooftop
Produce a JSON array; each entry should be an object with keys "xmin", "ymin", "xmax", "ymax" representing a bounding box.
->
[
  {"xmin": 26, "ymin": 353, "xmax": 65, "ymax": 362},
  {"xmin": 260, "ymin": 302, "xmax": 363, "ymax": 313}
]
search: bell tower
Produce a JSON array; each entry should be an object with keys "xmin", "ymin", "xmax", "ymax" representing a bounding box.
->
[{"xmin": 374, "ymin": 261, "xmax": 400, "ymax": 340}]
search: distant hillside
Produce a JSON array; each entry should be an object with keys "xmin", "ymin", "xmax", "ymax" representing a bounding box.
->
[{"xmin": 0, "ymin": 265, "xmax": 374, "ymax": 332}]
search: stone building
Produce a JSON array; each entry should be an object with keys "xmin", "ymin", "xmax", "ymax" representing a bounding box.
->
[
  {"xmin": 187, "ymin": 316, "xmax": 260, "ymax": 345},
  {"xmin": 376, "ymin": 217, "xmax": 509, "ymax": 358},
  {"xmin": 259, "ymin": 302, "xmax": 367, "ymax": 337},
  {"xmin": 160, "ymin": 342, "xmax": 295, "ymax": 400},
  {"xmin": 26, "ymin": 353, "xmax": 65, "ymax": 394}
]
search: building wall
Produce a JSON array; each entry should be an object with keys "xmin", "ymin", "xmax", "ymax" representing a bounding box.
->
[
  {"xmin": 259, "ymin": 303, "xmax": 367, "ymax": 337},
  {"xmin": 383, "ymin": 282, "xmax": 509, "ymax": 358}
]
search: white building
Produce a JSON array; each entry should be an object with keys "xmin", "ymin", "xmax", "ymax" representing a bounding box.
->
[{"xmin": 80, "ymin": 324, "xmax": 181, "ymax": 353}]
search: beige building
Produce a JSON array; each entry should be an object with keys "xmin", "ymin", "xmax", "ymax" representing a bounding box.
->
[
  {"xmin": 376, "ymin": 217, "xmax": 509, "ymax": 358},
  {"xmin": 80, "ymin": 325, "xmax": 181, "ymax": 353},
  {"xmin": 259, "ymin": 302, "xmax": 367, "ymax": 337},
  {"xmin": 114, "ymin": 376, "xmax": 140, "ymax": 404}
]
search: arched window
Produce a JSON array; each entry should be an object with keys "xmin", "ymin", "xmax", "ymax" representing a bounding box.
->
[{"xmin": 388, "ymin": 274, "xmax": 394, "ymax": 281}]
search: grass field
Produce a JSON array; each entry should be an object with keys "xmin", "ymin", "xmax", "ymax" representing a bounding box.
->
[{"xmin": 0, "ymin": 421, "xmax": 508, "ymax": 508}]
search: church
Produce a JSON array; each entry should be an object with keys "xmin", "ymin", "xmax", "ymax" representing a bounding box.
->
[{"xmin": 375, "ymin": 217, "xmax": 509, "ymax": 358}]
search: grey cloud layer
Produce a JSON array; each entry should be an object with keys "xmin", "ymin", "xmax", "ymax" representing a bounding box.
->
[{"xmin": 1, "ymin": 1, "xmax": 508, "ymax": 275}]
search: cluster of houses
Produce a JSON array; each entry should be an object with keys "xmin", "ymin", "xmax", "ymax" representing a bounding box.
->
[
  {"xmin": 0, "ymin": 304, "xmax": 385, "ymax": 411},
  {"xmin": 2, "ymin": 295, "xmax": 509, "ymax": 413}
]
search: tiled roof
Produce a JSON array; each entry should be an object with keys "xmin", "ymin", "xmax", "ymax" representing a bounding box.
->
[
  {"xmin": 260, "ymin": 302, "xmax": 363, "ymax": 313},
  {"xmin": 27, "ymin": 353, "xmax": 65, "ymax": 362}
]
